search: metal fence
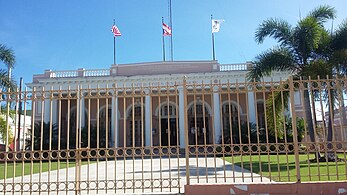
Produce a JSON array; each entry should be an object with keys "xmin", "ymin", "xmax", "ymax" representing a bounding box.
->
[{"xmin": 0, "ymin": 77, "xmax": 346, "ymax": 194}]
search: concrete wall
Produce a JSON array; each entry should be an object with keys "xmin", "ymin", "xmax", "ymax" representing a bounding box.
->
[{"xmin": 185, "ymin": 182, "xmax": 347, "ymax": 195}]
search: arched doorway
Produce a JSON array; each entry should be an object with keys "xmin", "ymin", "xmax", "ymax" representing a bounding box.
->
[
  {"xmin": 221, "ymin": 101, "xmax": 240, "ymax": 144},
  {"xmin": 99, "ymin": 106, "xmax": 112, "ymax": 148},
  {"xmin": 64, "ymin": 106, "xmax": 88, "ymax": 149},
  {"xmin": 157, "ymin": 102, "xmax": 178, "ymax": 146},
  {"xmin": 187, "ymin": 101, "xmax": 212, "ymax": 145},
  {"xmin": 127, "ymin": 104, "xmax": 145, "ymax": 147}
]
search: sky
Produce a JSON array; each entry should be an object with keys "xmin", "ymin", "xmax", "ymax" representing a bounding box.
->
[{"xmin": 0, "ymin": 0, "xmax": 347, "ymax": 86}]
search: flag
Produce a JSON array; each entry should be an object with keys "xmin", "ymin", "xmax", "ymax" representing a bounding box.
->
[
  {"xmin": 212, "ymin": 19, "xmax": 224, "ymax": 33},
  {"xmin": 162, "ymin": 22, "xmax": 172, "ymax": 36},
  {"xmin": 111, "ymin": 25, "xmax": 121, "ymax": 36}
]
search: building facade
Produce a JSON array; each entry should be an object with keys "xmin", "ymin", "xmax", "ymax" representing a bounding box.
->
[{"xmin": 28, "ymin": 60, "xmax": 300, "ymax": 149}]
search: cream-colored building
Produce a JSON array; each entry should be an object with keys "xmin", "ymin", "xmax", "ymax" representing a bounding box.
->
[{"xmin": 28, "ymin": 60, "xmax": 299, "ymax": 148}]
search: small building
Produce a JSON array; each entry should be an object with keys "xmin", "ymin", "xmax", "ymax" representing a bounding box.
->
[{"xmin": 0, "ymin": 114, "xmax": 32, "ymax": 151}]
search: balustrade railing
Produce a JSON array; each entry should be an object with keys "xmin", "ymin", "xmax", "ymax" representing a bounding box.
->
[
  {"xmin": 47, "ymin": 69, "xmax": 110, "ymax": 78},
  {"xmin": 219, "ymin": 63, "xmax": 251, "ymax": 71},
  {"xmin": 83, "ymin": 69, "xmax": 110, "ymax": 77},
  {"xmin": 39, "ymin": 63, "xmax": 254, "ymax": 79},
  {"xmin": 49, "ymin": 70, "xmax": 78, "ymax": 78}
]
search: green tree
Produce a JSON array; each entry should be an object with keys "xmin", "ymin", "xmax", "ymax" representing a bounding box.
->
[
  {"xmin": 0, "ymin": 108, "xmax": 15, "ymax": 145},
  {"xmin": 247, "ymin": 5, "xmax": 347, "ymax": 160},
  {"xmin": 0, "ymin": 44, "xmax": 15, "ymax": 79},
  {"xmin": 0, "ymin": 44, "xmax": 16, "ymax": 91},
  {"xmin": 0, "ymin": 44, "xmax": 17, "ymax": 145}
]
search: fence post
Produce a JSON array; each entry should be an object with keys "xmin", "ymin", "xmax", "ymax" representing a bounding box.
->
[
  {"xmin": 183, "ymin": 76, "xmax": 190, "ymax": 185},
  {"xmin": 288, "ymin": 76, "xmax": 301, "ymax": 182},
  {"xmin": 75, "ymin": 85, "xmax": 81, "ymax": 194}
]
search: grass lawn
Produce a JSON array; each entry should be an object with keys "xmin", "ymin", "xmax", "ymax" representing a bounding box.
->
[
  {"xmin": 0, "ymin": 160, "xmax": 91, "ymax": 179},
  {"xmin": 224, "ymin": 153, "xmax": 347, "ymax": 182}
]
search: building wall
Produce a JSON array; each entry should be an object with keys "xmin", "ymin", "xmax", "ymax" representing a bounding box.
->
[{"xmin": 29, "ymin": 61, "xmax": 307, "ymax": 148}]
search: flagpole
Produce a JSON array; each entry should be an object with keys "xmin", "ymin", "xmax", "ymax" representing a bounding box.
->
[
  {"xmin": 113, "ymin": 19, "xmax": 116, "ymax": 65},
  {"xmin": 211, "ymin": 14, "xmax": 216, "ymax": 61},
  {"xmin": 162, "ymin": 17, "xmax": 166, "ymax": 61},
  {"xmin": 169, "ymin": 0, "xmax": 173, "ymax": 61}
]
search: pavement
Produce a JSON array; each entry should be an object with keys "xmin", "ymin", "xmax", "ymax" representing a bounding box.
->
[{"xmin": 2, "ymin": 157, "xmax": 271, "ymax": 194}]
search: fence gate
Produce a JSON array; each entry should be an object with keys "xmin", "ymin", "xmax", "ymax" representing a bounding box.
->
[{"xmin": 1, "ymin": 77, "xmax": 347, "ymax": 194}]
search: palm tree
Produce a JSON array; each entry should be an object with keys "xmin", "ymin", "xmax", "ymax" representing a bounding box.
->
[
  {"xmin": 0, "ymin": 44, "xmax": 16, "ymax": 91},
  {"xmin": 247, "ymin": 5, "xmax": 347, "ymax": 160},
  {"xmin": 0, "ymin": 44, "xmax": 15, "ymax": 78},
  {"xmin": 310, "ymin": 21, "xmax": 347, "ymax": 161},
  {"xmin": 0, "ymin": 44, "xmax": 16, "ymax": 145}
]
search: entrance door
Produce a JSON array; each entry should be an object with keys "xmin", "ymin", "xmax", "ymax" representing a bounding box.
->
[
  {"xmin": 188, "ymin": 117, "xmax": 209, "ymax": 145},
  {"xmin": 129, "ymin": 120, "xmax": 142, "ymax": 147},
  {"xmin": 161, "ymin": 118, "xmax": 177, "ymax": 146}
]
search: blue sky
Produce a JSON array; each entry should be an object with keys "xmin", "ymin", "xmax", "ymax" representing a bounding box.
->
[{"xmin": 0, "ymin": 0, "xmax": 346, "ymax": 85}]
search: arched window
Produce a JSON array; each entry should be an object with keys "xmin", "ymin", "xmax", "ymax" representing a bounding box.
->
[
  {"xmin": 128, "ymin": 106, "xmax": 142, "ymax": 118},
  {"xmin": 188, "ymin": 104, "xmax": 210, "ymax": 116},
  {"xmin": 187, "ymin": 101, "xmax": 212, "ymax": 145},
  {"xmin": 100, "ymin": 107, "xmax": 112, "ymax": 130},
  {"xmin": 222, "ymin": 103, "xmax": 239, "ymax": 130},
  {"xmin": 220, "ymin": 102, "xmax": 241, "ymax": 144},
  {"xmin": 160, "ymin": 104, "xmax": 176, "ymax": 117},
  {"xmin": 63, "ymin": 104, "xmax": 88, "ymax": 149}
]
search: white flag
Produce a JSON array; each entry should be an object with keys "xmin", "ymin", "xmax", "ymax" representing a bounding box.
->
[{"xmin": 212, "ymin": 19, "xmax": 224, "ymax": 33}]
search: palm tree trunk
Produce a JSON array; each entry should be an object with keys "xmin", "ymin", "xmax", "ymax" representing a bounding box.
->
[
  {"xmin": 326, "ymin": 88, "xmax": 337, "ymax": 161},
  {"xmin": 303, "ymin": 89, "xmax": 321, "ymax": 159},
  {"xmin": 327, "ymin": 100, "xmax": 334, "ymax": 144}
]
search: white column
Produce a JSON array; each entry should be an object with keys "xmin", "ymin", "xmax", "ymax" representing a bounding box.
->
[
  {"xmin": 288, "ymin": 91, "xmax": 301, "ymax": 117},
  {"xmin": 213, "ymin": 90, "xmax": 221, "ymax": 144},
  {"xmin": 288, "ymin": 98, "xmax": 292, "ymax": 118},
  {"xmin": 52, "ymin": 99, "xmax": 58, "ymax": 125},
  {"xmin": 248, "ymin": 91, "xmax": 256, "ymax": 123},
  {"xmin": 44, "ymin": 97, "xmax": 51, "ymax": 123},
  {"xmin": 178, "ymin": 87, "xmax": 185, "ymax": 148},
  {"xmin": 80, "ymin": 97, "xmax": 85, "ymax": 127},
  {"xmin": 111, "ymin": 96, "xmax": 119, "ymax": 147},
  {"xmin": 145, "ymin": 95, "xmax": 151, "ymax": 146}
]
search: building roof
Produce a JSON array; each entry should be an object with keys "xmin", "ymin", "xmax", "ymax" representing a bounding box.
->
[
  {"xmin": 31, "ymin": 60, "xmax": 251, "ymax": 82},
  {"xmin": 27, "ymin": 60, "xmax": 289, "ymax": 89}
]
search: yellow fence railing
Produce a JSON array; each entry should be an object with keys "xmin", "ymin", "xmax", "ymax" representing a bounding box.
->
[{"xmin": 0, "ymin": 77, "xmax": 346, "ymax": 194}]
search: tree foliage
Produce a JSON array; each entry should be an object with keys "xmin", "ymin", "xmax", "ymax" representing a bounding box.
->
[
  {"xmin": 0, "ymin": 44, "xmax": 17, "ymax": 147},
  {"xmin": 248, "ymin": 5, "xmax": 347, "ymax": 161}
]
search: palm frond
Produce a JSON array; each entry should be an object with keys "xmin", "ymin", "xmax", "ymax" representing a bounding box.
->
[
  {"xmin": 0, "ymin": 44, "xmax": 15, "ymax": 69},
  {"xmin": 265, "ymin": 84, "xmax": 290, "ymax": 138},
  {"xmin": 0, "ymin": 69, "xmax": 17, "ymax": 92},
  {"xmin": 314, "ymin": 29, "xmax": 332, "ymax": 59},
  {"xmin": 332, "ymin": 19, "xmax": 347, "ymax": 50},
  {"xmin": 246, "ymin": 47, "xmax": 296, "ymax": 82},
  {"xmin": 255, "ymin": 18, "xmax": 292, "ymax": 46},
  {"xmin": 292, "ymin": 16, "xmax": 326, "ymax": 62},
  {"xmin": 331, "ymin": 49, "xmax": 347, "ymax": 75},
  {"xmin": 301, "ymin": 60, "xmax": 333, "ymax": 79},
  {"xmin": 308, "ymin": 5, "xmax": 336, "ymax": 25}
]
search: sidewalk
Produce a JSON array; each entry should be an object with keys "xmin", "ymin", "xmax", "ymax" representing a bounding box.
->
[{"xmin": 2, "ymin": 157, "xmax": 271, "ymax": 194}]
